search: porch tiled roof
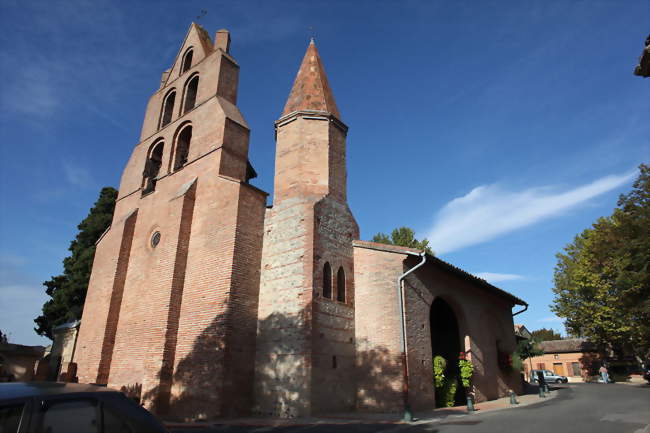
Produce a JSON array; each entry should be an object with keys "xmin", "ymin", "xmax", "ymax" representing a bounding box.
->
[{"xmin": 352, "ymin": 240, "xmax": 527, "ymax": 307}]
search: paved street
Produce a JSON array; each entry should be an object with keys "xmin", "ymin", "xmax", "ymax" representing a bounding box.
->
[{"xmin": 171, "ymin": 383, "xmax": 649, "ymax": 433}]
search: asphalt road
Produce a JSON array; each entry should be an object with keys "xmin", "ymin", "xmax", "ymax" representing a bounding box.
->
[{"xmin": 173, "ymin": 383, "xmax": 649, "ymax": 433}]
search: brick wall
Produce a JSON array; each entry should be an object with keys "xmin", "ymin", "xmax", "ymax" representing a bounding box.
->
[
  {"xmin": 75, "ymin": 25, "xmax": 267, "ymax": 420},
  {"xmin": 254, "ymin": 107, "xmax": 356, "ymax": 416},
  {"xmin": 311, "ymin": 197, "xmax": 358, "ymax": 414},
  {"xmin": 254, "ymin": 198, "xmax": 314, "ymax": 417},
  {"xmin": 353, "ymin": 245, "xmax": 405, "ymax": 412}
]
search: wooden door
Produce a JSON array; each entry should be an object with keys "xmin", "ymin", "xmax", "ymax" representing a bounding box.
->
[{"xmin": 553, "ymin": 362, "xmax": 564, "ymax": 375}]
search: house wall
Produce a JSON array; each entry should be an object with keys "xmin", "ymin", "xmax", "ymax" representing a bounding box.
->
[
  {"xmin": 0, "ymin": 345, "xmax": 44, "ymax": 382},
  {"xmin": 49, "ymin": 325, "xmax": 79, "ymax": 380},
  {"xmin": 525, "ymin": 352, "xmax": 599, "ymax": 380}
]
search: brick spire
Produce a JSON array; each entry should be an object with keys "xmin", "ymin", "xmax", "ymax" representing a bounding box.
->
[{"xmin": 282, "ymin": 39, "xmax": 341, "ymax": 119}]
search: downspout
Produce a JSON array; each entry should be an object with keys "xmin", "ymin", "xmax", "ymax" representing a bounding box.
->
[
  {"xmin": 512, "ymin": 304, "xmax": 529, "ymax": 379},
  {"xmin": 397, "ymin": 251, "xmax": 427, "ymax": 422}
]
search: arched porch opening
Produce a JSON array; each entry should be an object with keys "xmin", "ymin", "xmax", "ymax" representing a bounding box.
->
[{"xmin": 430, "ymin": 297, "xmax": 465, "ymax": 407}]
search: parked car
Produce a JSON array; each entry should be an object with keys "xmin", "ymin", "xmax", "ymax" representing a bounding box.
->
[
  {"xmin": 0, "ymin": 382, "xmax": 168, "ymax": 433},
  {"xmin": 643, "ymin": 365, "xmax": 650, "ymax": 384},
  {"xmin": 530, "ymin": 369, "xmax": 568, "ymax": 384}
]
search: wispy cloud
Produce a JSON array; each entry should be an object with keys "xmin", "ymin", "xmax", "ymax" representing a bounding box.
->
[
  {"xmin": 0, "ymin": 62, "xmax": 59, "ymax": 116},
  {"xmin": 426, "ymin": 170, "xmax": 636, "ymax": 254},
  {"xmin": 539, "ymin": 316, "xmax": 563, "ymax": 323},
  {"xmin": 62, "ymin": 162, "xmax": 94, "ymax": 189},
  {"xmin": 474, "ymin": 272, "xmax": 524, "ymax": 283}
]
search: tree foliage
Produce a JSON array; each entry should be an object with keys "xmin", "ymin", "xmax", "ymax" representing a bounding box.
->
[
  {"xmin": 34, "ymin": 187, "xmax": 117, "ymax": 339},
  {"xmin": 372, "ymin": 226, "xmax": 433, "ymax": 254},
  {"xmin": 0, "ymin": 330, "xmax": 8, "ymax": 344},
  {"xmin": 516, "ymin": 338, "xmax": 545, "ymax": 360},
  {"xmin": 551, "ymin": 164, "xmax": 650, "ymax": 360},
  {"xmin": 530, "ymin": 328, "xmax": 563, "ymax": 342}
]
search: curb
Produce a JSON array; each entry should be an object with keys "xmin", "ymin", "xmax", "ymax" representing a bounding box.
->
[{"xmin": 165, "ymin": 389, "xmax": 564, "ymax": 429}]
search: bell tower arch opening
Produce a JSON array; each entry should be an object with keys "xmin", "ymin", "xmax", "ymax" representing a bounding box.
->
[{"xmin": 430, "ymin": 297, "xmax": 465, "ymax": 407}]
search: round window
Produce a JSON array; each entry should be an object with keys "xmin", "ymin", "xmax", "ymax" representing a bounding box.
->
[{"xmin": 151, "ymin": 231, "xmax": 161, "ymax": 248}]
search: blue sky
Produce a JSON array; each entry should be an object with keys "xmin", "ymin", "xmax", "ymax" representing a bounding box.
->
[{"xmin": 0, "ymin": 0, "xmax": 648, "ymax": 346}]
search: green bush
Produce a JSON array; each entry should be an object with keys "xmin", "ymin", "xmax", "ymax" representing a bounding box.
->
[
  {"xmin": 433, "ymin": 355, "xmax": 446, "ymax": 388},
  {"xmin": 459, "ymin": 358, "xmax": 474, "ymax": 388},
  {"xmin": 443, "ymin": 378, "xmax": 458, "ymax": 407},
  {"xmin": 433, "ymin": 355, "xmax": 458, "ymax": 407}
]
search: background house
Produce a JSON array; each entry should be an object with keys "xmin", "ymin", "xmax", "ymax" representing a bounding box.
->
[
  {"xmin": 0, "ymin": 343, "xmax": 45, "ymax": 382},
  {"xmin": 526, "ymin": 338, "xmax": 597, "ymax": 382}
]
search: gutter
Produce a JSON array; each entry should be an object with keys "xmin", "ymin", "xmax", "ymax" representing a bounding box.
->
[
  {"xmin": 512, "ymin": 303, "xmax": 529, "ymax": 317},
  {"xmin": 397, "ymin": 251, "xmax": 427, "ymax": 422}
]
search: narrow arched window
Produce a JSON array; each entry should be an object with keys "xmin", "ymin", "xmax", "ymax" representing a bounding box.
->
[
  {"xmin": 174, "ymin": 125, "xmax": 192, "ymax": 171},
  {"xmin": 183, "ymin": 75, "xmax": 199, "ymax": 114},
  {"xmin": 337, "ymin": 267, "xmax": 346, "ymax": 302},
  {"xmin": 323, "ymin": 262, "xmax": 332, "ymax": 299},
  {"xmin": 181, "ymin": 48, "xmax": 193, "ymax": 74},
  {"xmin": 143, "ymin": 141, "xmax": 164, "ymax": 194},
  {"xmin": 159, "ymin": 90, "xmax": 176, "ymax": 129}
]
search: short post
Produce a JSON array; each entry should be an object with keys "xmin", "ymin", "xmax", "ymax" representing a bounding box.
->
[
  {"xmin": 536, "ymin": 371, "xmax": 547, "ymax": 398},
  {"xmin": 544, "ymin": 384, "xmax": 550, "ymax": 395},
  {"xmin": 466, "ymin": 393, "xmax": 475, "ymax": 412},
  {"xmin": 509, "ymin": 389, "xmax": 519, "ymax": 405}
]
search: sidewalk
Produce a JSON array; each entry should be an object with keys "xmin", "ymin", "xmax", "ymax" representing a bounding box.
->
[{"xmin": 164, "ymin": 386, "xmax": 561, "ymax": 429}]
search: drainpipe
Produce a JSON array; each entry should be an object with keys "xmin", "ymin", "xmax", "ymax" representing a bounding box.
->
[
  {"xmin": 512, "ymin": 304, "xmax": 529, "ymax": 380},
  {"xmin": 397, "ymin": 251, "xmax": 427, "ymax": 422}
]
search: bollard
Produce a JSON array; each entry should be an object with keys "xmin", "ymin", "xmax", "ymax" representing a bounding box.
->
[
  {"xmin": 509, "ymin": 390, "xmax": 519, "ymax": 405},
  {"xmin": 538, "ymin": 385, "xmax": 546, "ymax": 398},
  {"xmin": 466, "ymin": 395, "xmax": 475, "ymax": 412},
  {"xmin": 544, "ymin": 384, "xmax": 550, "ymax": 395}
]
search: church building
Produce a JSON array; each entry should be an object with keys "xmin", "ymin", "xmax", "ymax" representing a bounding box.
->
[{"xmin": 74, "ymin": 23, "xmax": 527, "ymax": 420}]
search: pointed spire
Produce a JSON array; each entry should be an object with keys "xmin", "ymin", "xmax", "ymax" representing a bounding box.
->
[{"xmin": 282, "ymin": 40, "xmax": 341, "ymax": 119}]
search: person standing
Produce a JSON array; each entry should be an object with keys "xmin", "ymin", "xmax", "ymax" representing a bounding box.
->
[{"xmin": 599, "ymin": 365, "xmax": 609, "ymax": 383}]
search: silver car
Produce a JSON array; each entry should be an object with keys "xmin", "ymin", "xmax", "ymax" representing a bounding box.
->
[{"xmin": 530, "ymin": 369, "xmax": 568, "ymax": 384}]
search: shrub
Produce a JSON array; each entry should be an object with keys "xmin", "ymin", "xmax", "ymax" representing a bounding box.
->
[
  {"xmin": 443, "ymin": 378, "xmax": 458, "ymax": 407},
  {"xmin": 458, "ymin": 353, "xmax": 474, "ymax": 389},
  {"xmin": 433, "ymin": 355, "xmax": 446, "ymax": 388},
  {"xmin": 433, "ymin": 355, "xmax": 458, "ymax": 407}
]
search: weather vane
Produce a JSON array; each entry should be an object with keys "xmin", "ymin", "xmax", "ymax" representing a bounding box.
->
[
  {"xmin": 309, "ymin": 25, "xmax": 315, "ymax": 42},
  {"xmin": 196, "ymin": 9, "xmax": 207, "ymax": 21}
]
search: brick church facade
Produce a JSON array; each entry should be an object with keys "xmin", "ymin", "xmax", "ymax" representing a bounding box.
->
[{"xmin": 74, "ymin": 24, "xmax": 527, "ymax": 420}]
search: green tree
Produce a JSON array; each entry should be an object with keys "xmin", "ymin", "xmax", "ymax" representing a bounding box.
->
[
  {"xmin": 34, "ymin": 187, "xmax": 117, "ymax": 339},
  {"xmin": 551, "ymin": 164, "xmax": 650, "ymax": 361},
  {"xmin": 530, "ymin": 328, "xmax": 563, "ymax": 342},
  {"xmin": 516, "ymin": 338, "xmax": 544, "ymax": 359},
  {"xmin": 0, "ymin": 330, "xmax": 8, "ymax": 344},
  {"xmin": 372, "ymin": 226, "xmax": 433, "ymax": 254}
]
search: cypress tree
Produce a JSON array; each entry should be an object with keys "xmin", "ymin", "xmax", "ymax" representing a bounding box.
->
[{"xmin": 34, "ymin": 187, "xmax": 117, "ymax": 339}]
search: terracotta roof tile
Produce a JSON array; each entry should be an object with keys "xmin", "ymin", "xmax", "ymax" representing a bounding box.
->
[
  {"xmin": 282, "ymin": 40, "xmax": 341, "ymax": 118},
  {"xmin": 352, "ymin": 240, "xmax": 527, "ymax": 306},
  {"xmin": 539, "ymin": 338, "xmax": 596, "ymax": 353}
]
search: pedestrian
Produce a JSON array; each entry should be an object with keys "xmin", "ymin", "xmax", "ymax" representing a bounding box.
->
[{"xmin": 599, "ymin": 364, "xmax": 609, "ymax": 384}]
